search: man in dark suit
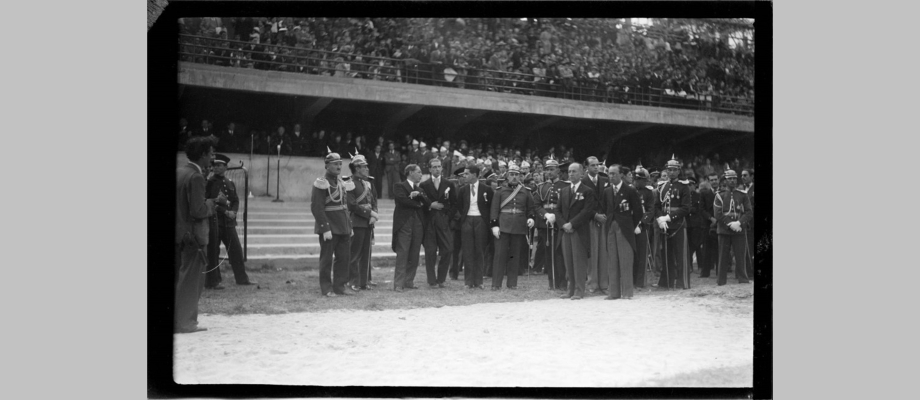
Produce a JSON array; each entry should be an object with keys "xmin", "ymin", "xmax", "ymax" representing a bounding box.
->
[
  {"xmin": 654, "ymin": 155, "xmax": 693, "ymax": 289},
  {"xmin": 448, "ymin": 167, "xmax": 467, "ymax": 280},
  {"xmin": 458, "ymin": 165, "xmax": 494, "ymax": 289},
  {"xmin": 601, "ymin": 165, "xmax": 642, "ymax": 300},
  {"xmin": 700, "ymin": 172, "xmax": 721, "ymax": 277},
  {"xmin": 686, "ymin": 177, "xmax": 709, "ymax": 274},
  {"xmin": 741, "ymin": 168, "xmax": 755, "ymax": 279},
  {"xmin": 582, "ymin": 156, "xmax": 610, "ymax": 294},
  {"xmin": 391, "ymin": 164, "xmax": 430, "ymax": 292},
  {"xmin": 289, "ymin": 123, "xmax": 309, "ymax": 156},
  {"xmin": 384, "ymin": 142, "xmax": 402, "ymax": 199},
  {"xmin": 420, "ymin": 158, "xmax": 458, "ymax": 288},
  {"xmin": 216, "ymin": 122, "xmax": 243, "ymax": 154},
  {"xmin": 366, "ymin": 143, "xmax": 385, "ymax": 197},
  {"xmin": 558, "ymin": 163, "xmax": 596, "ymax": 300},
  {"xmin": 175, "ymin": 136, "xmax": 221, "ymax": 333}
]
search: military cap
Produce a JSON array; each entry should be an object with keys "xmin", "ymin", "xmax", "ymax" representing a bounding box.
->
[
  {"xmin": 507, "ymin": 163, "xmax": 521, "ymax": 174},
  {"xmin": 544, "ymin": 157, "xmax": 560, "ymax": 168},
  {"xmin": 324, "ymin": 146, "xmax": 342, "ymax": 164},
  {"xmin": 420, "ymin": 141, "xmax": 427, "ymax": 148},
  {"xmin": 498, "ymin": 160, "xmax": 507, "ymax": 167},
  {"xmin": 412, "ymin": 139, "xmax": 419, "ymax": 145},
  {"xmin": 483, "ymin": 169, "xmax": 497, "ymax": 179},
  {"xmin": 723, "ymin": 169, "xmax": 738, "ymax": 179},
  {"xmin": 213, "ymin": 153, "xmax": 230, "ymax": 165},
  {"xmin": 453, "ymin": 150, "xmax": 464, "ymax": 158},
  {"xmin": 521, "ymin": 161, "xmax": 530, "ymax": 169},
  {"xmin": 440, "ymin": 146, "xmax": 448, "ymax": 153},
  {"xmin": 351, "ymin": 154, "xmax": 368, "ymax": 166},
  {"xmin": 453, "ymin": 167, "xmax": 466, "ymax": 176},
  {"xmin": 634, "ymin": 167, "xmax": 650, "ymax": 179},
  {"xmin": 649, "ymin": 169, "xmax": 661, "ymax": 177},
  {"xmin": 665, "ymin": 154, "xmax": 682, "ymax": 170}
]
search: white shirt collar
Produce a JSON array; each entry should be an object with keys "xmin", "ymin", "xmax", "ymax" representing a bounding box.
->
[{"xmin": 188, "ymin": 161, "xmax": 203, "ymax": 175}]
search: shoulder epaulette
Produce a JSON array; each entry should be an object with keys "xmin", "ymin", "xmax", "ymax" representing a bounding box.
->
[
  {"xmin": 646, "ymin": 185, "xmax": 654, "ymax": 191},
  {"xmin": 313, "ymin": 177, "xmax": 330, "ymax": 190},
  {"xmin": 344, "ymin": 179, "xmax": 356, "ymax": 191},
  {"xmin": 735, "ymin": 188, "xmax": 748, "ymax": 194},
  {"xmin": 367, "ymin": 176, "xmax": 375, "ymax": 181},
  {"xmin": 678, "ymin": 179, "xmax": 690, "ymax": 185}
]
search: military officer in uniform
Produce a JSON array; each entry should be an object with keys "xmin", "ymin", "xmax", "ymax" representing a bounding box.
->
[
  {"xmin": 699, "ymin": 172, "xmax": 720, "ymax": 277},
  {"xmin": 632, "ymin": 166, "xmax": 656, "ymax": 289},
  {"xmin": 654, "ymin": 155, "xmax": 692, "ymax": 290},
  {"xmin": 311, "ymin": 148, "xmax": 355, "ymax": 297},
  {"xmin": 204, "ymin": 154, "xmax": 253, "ymax": 289},
  {"xmin": 533, "ymin": 157, "xmax": 568, "ymax": 289},
  {"xmin": 714, "ymin": 169, "xmax": 753, "ymax": 285},
  {"xmin": 489, "ymin": 163, "xmax": 536, "ymax": 290},
  {"xmin": 346, "ymin": 153, "xmax": 379, "ymax": 291}
]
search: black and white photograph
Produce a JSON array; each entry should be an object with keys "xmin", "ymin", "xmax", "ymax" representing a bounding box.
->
[{"xmin": 151, "ymin": 2, "xmax": 770, "ymax": 396}]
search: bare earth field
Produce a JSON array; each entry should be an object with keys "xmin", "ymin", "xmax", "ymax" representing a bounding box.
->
[{"xmin": 173, "ymin": 264, "xmax": 754, "ymax": 387}]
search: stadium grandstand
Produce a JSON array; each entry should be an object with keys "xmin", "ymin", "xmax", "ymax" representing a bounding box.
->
[{"xmin": 179, "ymin": 18, "xmax": 754, "ymax": 116}]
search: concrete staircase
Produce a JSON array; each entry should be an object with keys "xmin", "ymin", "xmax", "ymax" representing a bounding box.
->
[{"xmin": 219, "ymin": 196, "xmax": 417, "ymax": 260}]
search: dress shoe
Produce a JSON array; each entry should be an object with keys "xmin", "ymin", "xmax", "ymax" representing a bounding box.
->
[
  {"xmin": 367, "ymin": 281, "xmax": 378, "ymax": 287},
  {"xmin": 394, "ymin": 287, "xmax": 404, "ymax": 292},
  {"xmin": 464, "ymin": 285, "xmax": 472, "ymax": 289},
  {"xmin": 477, "ymin": 285, "xmax": 485, "ymax": 290},
  {"xmin": 205, "ymin": 285, "xmax": 225, "ymax": 290},
  {"xmin": 337, "ymin": 291, "xmax": 353, "ymax": 296},
  {"xmin": 599, "ymin": 289, "xmax": 608, "ymax": 295},
  {"xmin": 507, "ymin": 286, "xmax": 517, "ymax": 290},
  {"xmin": 429, "ymin": 283, "xmax": 439, "ymax": 288},
  {"xmin": 406, "ymin": 286, "xmax": 419, "ymax": 290},
  {"xmin": 438, "ymin": 283, "xmax": 446, "ymax": 288},
  {"xmin": 570, "ymin": 295, "xmax": 583, "ymax": 300},
  {"xmin": 559, "ymin": 293, "xmax": 572, "ymax": 299},
  {"xmin": 588, "ymin": 288, "xmax": 597, "ymax": 294},
  {"xmin": 237, "ymin": 281, "xmax": 256, "ymax": 286},
  {"xmin": 604, "ymin": 296, "xmax": 618, "ymax": 300},
  {"xmin": 324, "ymin": 292, "xmax": 337, "ymax": 297},
  {"xmin": 176, "ymin": 326, "xmax": 207, "ymax": 334},
  {"xmin": 491, "ymin": 287, "xmax": 500, "ymax": 291},
  {"xmin": 349, "ymin": 285, "xmax": 361, "ymax": 292}
]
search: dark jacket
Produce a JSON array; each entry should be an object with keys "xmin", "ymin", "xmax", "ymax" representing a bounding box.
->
[
  {"xmin": 391, "ymin": 180, "xmax": 430, "ymax": 251},
  {"xmin": 310, "ymin": 175, "xmax": 352, "ymax": 235},
  {"xmin": 347, "ymin": 176, "xmax": 377, "ymax": 228},
  {"xmin": 557, "ymin": 181, "xmax": 596, "ymax": 257},
  {"xmin": 458, "ymin": 181, "xmax": 494, "ymax": 225},
  {"xmin": 601, "ymin": 183, "xmax": 642, "ymax": 252},
  {"xmin": 714, "ymin": 188, "xmax": 753, "ymax": 236},
  {"xmin": 653, "ymin": 179, "xmax": 692, "ymax": 233},
  {"xmin": 419, "ymin": 175, "xmax": 458, "ymax": 225},
  {"xmin": 581, "ymin": 173, "xmax": 609, "ymax": 216}
]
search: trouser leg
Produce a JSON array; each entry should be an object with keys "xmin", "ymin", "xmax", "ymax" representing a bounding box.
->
[
  {"xmin": 175, "ymin": 243, "xmax": 204, "ymax": 331},
  {"xmin": 331, "ymin": 234, "xmax": 351, "ymax": 294},
  {"xmin": 404, "ymin": 215, "xmax": 424, "ymax": 287},
  {"xmin": 733, "ymin": 234, "xmax": 750, "ymax": 283},
  {"xmin": 223, "ymin": 227, "xmax": 249, "ymax": 284},
  {"xmin": 318, "ymin": 234, "xmax": 334, "ymax": 294},
  {"xmin": 394, "ymin": 219, "xmax": 413, "ymax": 289},
  {"xmin": 435, "ymin": 225, "xmax": 452, "ymax": 284},
  {"xmin": 205, "ymin": 220, "xmax": 222, "ymax": 287},
  {"xmin": 450, "ymin": 228, "xmax": 463, "ymax": 279},
  {"xmin": 349, "ymin": 227, "xmax": 370, "ymax": 287},
  {"xmin": 634, "ymin": 227, "xmax": 648, "ymax": 288},
  {"xmin": 717, "ymin": 234, "xmax": 731, "ymax": 286},
  {"xmin": 506, "ymin": 234, "xmax": 524, "ymax": 287},
  {"xmin": 492, "ymin": 233, "xmax": 510, "ymax": 288},
  {"xmin": 561, "ymin": 232, "xmax": 575, "ymax": 296}
]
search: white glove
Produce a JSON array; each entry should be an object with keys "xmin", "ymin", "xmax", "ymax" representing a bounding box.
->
[
  {"xmin": 545, "ymin": 213, "xmax": 556, "ymax": 224},
  {"xmin": 492, "ymin": 227, "xmax": 501, "ymax": 239},
  {"xmin": 527, "ymin": 218, "xmax": 535, "ymax": 228},
  {"xmin": 659, "ymin": 215, "xmax": 671, "ymax": 223},
  {"xmin": 634, "ymin": 226, "xmax": 641, "ymax": 235},
  {"xmin": 370, "ymin": 211, "xmax": 379, "ymax": 219},
  {"xmin": 729, "ymin": 221, "xmax": 742, "ymax": 232},
  {"xmin": 323, "ymin": 231, "xmax": 333, "ymax": 241}
]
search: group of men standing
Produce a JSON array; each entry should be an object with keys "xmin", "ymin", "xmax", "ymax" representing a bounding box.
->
[{"xmin": 309, "ymin": 147, "xmax": 755, "ymax": 300}]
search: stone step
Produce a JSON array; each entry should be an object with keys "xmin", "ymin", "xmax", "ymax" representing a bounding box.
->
[
  {"xmin": 222, "ymin": 243, "xmax": 410, "ymax": 257},
  {"xmin": 241, "ymin": 226, "xmax": 394, "ymax": 235},
  {"xmin": 244, "ymin": 233, "xmax": 393, "ymax": 245}
]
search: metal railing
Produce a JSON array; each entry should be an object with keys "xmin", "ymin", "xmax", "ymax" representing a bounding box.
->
[
  {"xmin": 224, "ymin": 163, "xmax": 249, "ymax": 261},
  {"xmin": 179, "ymin": 34, "xmax": 753, "ymax": 116}
]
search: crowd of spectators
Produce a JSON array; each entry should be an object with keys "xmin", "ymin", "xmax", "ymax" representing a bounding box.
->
[
  {"xmin": 179, "ymin": 116, "xmax": 753, "ymax": 186},
  {"xmin": 179, "ymin": 18, "xmax": 754, "ymax": 116}
]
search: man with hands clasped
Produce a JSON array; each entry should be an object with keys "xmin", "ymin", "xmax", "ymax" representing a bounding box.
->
[{"xmin": 713, "ymin": 169, "xmax": 753, "ymax": 285}]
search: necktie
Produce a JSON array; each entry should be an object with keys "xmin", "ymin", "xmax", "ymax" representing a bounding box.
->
[
  {"xmin": 472, "ymin": 184, "xmax": 476, "ymax": 201},
  {"xmin": 613, "ymin": 185, "xmax": 618, "ymax": 197}
]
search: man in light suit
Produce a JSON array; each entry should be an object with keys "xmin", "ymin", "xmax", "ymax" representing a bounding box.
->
[
  {"xmin": 601, "ymin": 165, "xmax": 642, "ymax": 300},
  {"xmin": 558, "ymin": 163, "xmax": 597, "ymax": 300},
  {"xmin": 175, "ymin": 136, "xmax": 222, "ymax": 333},
  {"xmin": 458, "ymin": 164, "xmax": 494, "ymax": 289},
  {"xmin": 420, "ymin": 158, "xmax": 458, "ymax": 288},
  {"xmin": 582, "ymin": 156, "xmax": 610, "ymax": 294},
  {"xmin": 391, "ymin": 164, "xmax": 430, "ymax": 292}
]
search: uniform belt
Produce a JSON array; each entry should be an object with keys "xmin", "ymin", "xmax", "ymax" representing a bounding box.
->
[
  {"xmin": 500, "ymin": 208, "xmax": 523, "ymax": 214},
  {"xmin": 324, "ymin": 205, "xmax": 347, "ymax": 212},
  {"xmin": 543, "ymin": 204, "xmax": 557, "ymax": 210}
]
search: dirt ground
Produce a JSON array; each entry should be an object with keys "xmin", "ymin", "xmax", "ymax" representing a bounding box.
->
[{"xmin": 174, "ymin": 286, "xmax": 753, "ymax": 387}]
